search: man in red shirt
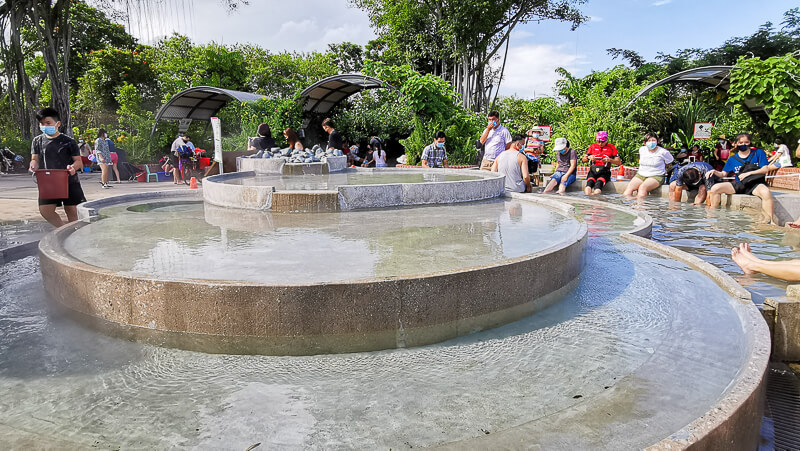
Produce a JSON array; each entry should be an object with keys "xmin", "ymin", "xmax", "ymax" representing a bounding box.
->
[{"xmin": 582, "ymin": 131, "xmax": 621, "ymax": 195}]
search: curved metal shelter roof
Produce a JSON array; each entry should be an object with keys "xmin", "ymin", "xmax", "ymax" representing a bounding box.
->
[
  {"xmin": 151, "ymin": 86, "xmax": 266, "ymax": 136},
  {"xmin": 627, "ymin": 65, "xmax": 765, "ymax": 112},
  {"xmin": 298, "ymin": 74, "xmax": 396, "ymax": 114}
]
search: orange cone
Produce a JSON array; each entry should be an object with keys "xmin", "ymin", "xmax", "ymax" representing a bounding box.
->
[
  {"xmin": 618, "ymin": 165, "xmax": 625, "ymax": 179},
  {"xmin": 189, "ymin": 177, "xmax": 198, "ymax": 189}
]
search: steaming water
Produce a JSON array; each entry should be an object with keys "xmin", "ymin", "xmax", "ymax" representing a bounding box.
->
[
  {"xmin": 0, "ymin": 200, "xmax": 750, "ymax": 449},
  {"xmin": 220, "ymin": 172, "xmax": 482, "ymax": 190},
  {"xmin": 61, "ymin": 199, "xmax": 580, "ymax": 284}
]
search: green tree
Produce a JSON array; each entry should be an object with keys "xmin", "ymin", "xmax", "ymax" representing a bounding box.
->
[
  {"xmin": 351, "ymin": 0, "xmax": 586, "ymax": 111},
  {"xmin": 728, "ymin": 51, "xmax": 800, "ymax": 138},
  {"xmin": 327, "ymin": 42, "xmax": 365, "ymax": 73},
  {"xmin": 555, "ymin": 65, "xmax": 669, "ymax": 164},
  {"xmin": 75, "ymin": 47, "xmax": 157, "ymax": 118},
  {"xmin": 68, "ymin": 2, "xmax": 138, "ymax": 90}
]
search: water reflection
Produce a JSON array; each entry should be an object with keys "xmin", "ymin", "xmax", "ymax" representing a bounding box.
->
[
  {"xmin": 571, "ymin": 194, "xmax": 798, "ymax": 303},
  {"xmin": 62, "ymin": 199, "xmax": 580, "ymax": 284}
]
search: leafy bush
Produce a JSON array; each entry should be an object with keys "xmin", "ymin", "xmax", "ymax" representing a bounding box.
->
[
  {"xmin": 729, "ymin": 52, "xmax": 800, "ymax": 138},
  {"xmin": 330, "ymin": 91, "xmax": 414, "ymax": 144},
  {"xmin": 216, "ymin": 97, "xmax": 304, "ymax": 151}
]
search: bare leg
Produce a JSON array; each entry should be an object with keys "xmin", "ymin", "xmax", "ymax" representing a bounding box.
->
[
  {"xmin": 708, "ymin": 182, "xmax": 734, "ymax": 208},
  {"xmin": 100, "ymin": 164, "xmax": 109, "ymax": 185},
  {"xmin": 731, "ymin": 242, "xmax": 800, "ymax": 281},
  {"xmin": 623, "ymin": 178, "xmax": 643, "ymax": 197},
  {"xmin": 636, "ymin": 178, "xmax": 661, "ymax": 199},
  {"xmin": 543, "ymin": 178, "xmax": 558, "ymax": 193},
  {"xmin": 668, "ymin": 182, "xmax": 679, "ymax": 202},
  {"xmin": 752, "ymin": 184, "xmax": 775, "ymax": 224},
  {"xmin": 39, "ymin": 204, "xmax": 64, "ymax": 227},
  {"xmin": 113, "ymin": 163, "xmax": 121, "ymax": 183},
  {"xmin": 557, "ymin": 182, "xmax": 569, "ymax": 194},
  {"xmin": 584, "ymin": 185, "xmax": 592, "ymax": 195},
  {"xmin": 64, "ymin": 205, "xmax": 78, "ymax": 223}
]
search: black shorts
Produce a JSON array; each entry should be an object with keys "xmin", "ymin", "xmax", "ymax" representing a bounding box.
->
[
  {"xmin": 733, "ymin": 180, "xmax": 767, "ymax": 195},
  {"xmin": 38, "ymin": 182, "xmax": 86, "ymax": 207},
  {"xmin": 168, "ymin": 153, "xmax": 179, "ymax": 166},
  {"xmin": 586, "ymin": 165, "xmax": 611, "ymax": 189}
]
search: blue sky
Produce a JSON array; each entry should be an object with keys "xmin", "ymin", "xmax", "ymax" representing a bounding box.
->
[{"xmin": 119, "ymin": 0, "xmax": 798, "ymax": 98}]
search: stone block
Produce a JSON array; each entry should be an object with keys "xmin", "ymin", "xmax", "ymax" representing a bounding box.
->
[
  {"xmin": 759, "ymin": 303, "xmax": 776, "ymax": 345},
  {"xmin": 764, "ymin": 296, "xmax": 800, "ymax": 361}
]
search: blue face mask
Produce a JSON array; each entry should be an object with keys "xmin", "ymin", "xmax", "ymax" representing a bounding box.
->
[
  {"xmin": 646, "ymin": 141, "xmax": 657, "ymax": 150},
  {"xmin": 436, "ymin": 142, "xmax": 444, "ymax": 149},
  {"xmin": 492, "ymin": 121, "xmax": 498, "ymax": 127},
  {"xmin": 532, "ymin": 133, "xmax": 540, "ymax": 139},
  {"xmin": 40, "ymin": 125, "xmax": 57, "ymax": 136}
]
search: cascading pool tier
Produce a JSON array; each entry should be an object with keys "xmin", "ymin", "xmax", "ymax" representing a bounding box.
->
[
  {"xmin": 39, "ymin": 197, "xmax": 586, "ymax": 355},
  {"xmin": 202, "ymin": 167, "xmax": 506, "ymax": 211}
]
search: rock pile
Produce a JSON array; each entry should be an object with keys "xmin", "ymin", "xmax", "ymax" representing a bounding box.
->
[{"xmin": 247, "ymin": 145, "xmax": 344, "ymax": 163}]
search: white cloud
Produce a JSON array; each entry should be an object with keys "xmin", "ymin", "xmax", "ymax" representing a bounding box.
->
[
  {"xmin": 511, "ymin": 29, "xmax": 535, "ymax": 39},
  {"xmin": 652, "ymin": 0, "xmax": 672, "ymax": 6},
  {"xmin": 494, "ymin": 43, "xmax": 586, "ymax": 98},
  {"xmin": 123, "ymin": 0, "xmax": 376, "ymax": 53}
]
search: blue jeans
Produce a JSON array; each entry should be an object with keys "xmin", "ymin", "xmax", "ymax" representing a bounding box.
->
[{"xmin": 551, "ymin": 171, "xmax": 576, "ymax": 187}]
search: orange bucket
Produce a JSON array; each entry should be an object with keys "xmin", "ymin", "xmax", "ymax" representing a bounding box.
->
[{"xmin": 35, "ymin": 169, "xmax": 70, "ymax": 199}]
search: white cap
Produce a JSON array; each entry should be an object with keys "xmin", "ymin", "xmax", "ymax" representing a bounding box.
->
[{"xmin": 553, "ymin": 137, "xmax": 568, "ymax": 151}]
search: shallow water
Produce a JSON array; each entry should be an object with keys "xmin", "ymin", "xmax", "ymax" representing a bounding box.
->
[
  {"xmin": 0, "ymin": 234, "xmax": 747, "ymax": 449},
  {"xmin": 221, "ymin": 172, "xmax": 481, "ymax": 190},
  {"xmin": 62, "ymin": 199, "xmax": 580, "ymax": 284},
  {"xmin": 0, "ymin": 220, "xmax": 52, "ymax": 249},
  {"xmin": 572, "ymin": 194, "xmax": 799, "ymax": 304}
]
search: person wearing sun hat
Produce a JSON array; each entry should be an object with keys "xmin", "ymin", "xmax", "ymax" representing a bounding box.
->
[
  {"xmin": 543, "ymin": 137, "xmax": 577, "ymax": 194},
  {"xmin": 582, "ymin": 130, "xmax": 620, "ymax": 195}
]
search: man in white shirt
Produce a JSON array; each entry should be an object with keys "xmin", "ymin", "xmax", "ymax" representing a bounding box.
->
[{"xmin": 479, "ymin": 110, "xmax": 512, "ymax": 171}]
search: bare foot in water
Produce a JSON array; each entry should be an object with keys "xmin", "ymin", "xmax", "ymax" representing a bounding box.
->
[{"xmin": 731, "ymin": 246, "xmax": 757, "ymax": 275}]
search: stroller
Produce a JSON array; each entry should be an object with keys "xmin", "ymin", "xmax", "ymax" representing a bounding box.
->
[{"xmin": 0, "ymin": 147, "xmax": 24, "ymax": 174}]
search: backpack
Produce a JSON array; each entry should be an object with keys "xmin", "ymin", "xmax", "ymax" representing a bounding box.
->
[{"xmin": 729, "ymin": 151, "xmax": 765, "ymax": 187}]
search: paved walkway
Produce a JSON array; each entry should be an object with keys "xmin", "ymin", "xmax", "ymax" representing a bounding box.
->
[{"xmin": 0, "ymin": 172, "xmax": 195, "ymax": 222}]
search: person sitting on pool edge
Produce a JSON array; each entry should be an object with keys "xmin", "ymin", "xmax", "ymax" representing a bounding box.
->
[
  {"xmin": 705, "ymin": 133, "xmax": 778, "ymax": 224},
  {"xmin": 491, "ymin": 135, "xmax": 531, "ymax": 193},
  {"xmin": 623, "ymin": 134, "xmax": 673, "ymax": 199},
  {"xmin": 543, "ymin": 137, "xmax": 577, "ymax": 194},
  {"xmin": 582, "ymin": 131, "xmax": 620, "ymax": 196},
  {"xmin": 668, "ymin": 161, "xmax": 716, "ymax": 205},
  {"xmin": 731, "ymin": 243, "xmax": 800, "ymax": 281}
]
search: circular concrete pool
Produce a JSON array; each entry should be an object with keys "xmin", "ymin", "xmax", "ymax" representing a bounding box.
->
[
  {"xmin": 39, "ymin": 197, "xmax": 586, "ymax": 354},
  {"xmin": 0, "ymin": 197, "xmax": 768, "ymax": 449}
]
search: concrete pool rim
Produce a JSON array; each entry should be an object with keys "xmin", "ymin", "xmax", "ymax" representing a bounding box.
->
[
  {"xmin": 31, "ymin": 191, "xmax": 769, "ymax": 449},
  {"xmin": 202, "ymin": 167, "xmax": 507, "ymax": 211},
  {"xmin": 40, "ymin": 193, "xmax": 588, "ymax": 355}
]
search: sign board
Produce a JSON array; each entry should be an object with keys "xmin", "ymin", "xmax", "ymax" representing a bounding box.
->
[
  {"xmin": 539, "ymin": 126, "xmax": 551, "ymax": 142},
  {"xmin": 693, "ymin": 122, "xmax": 714, "ymax": 139},
  {"xmin": 210, "ymin": 117, "xmax": 223, "ymax": 174},
  {"xmin": 178, "ymin": 118, "xmax": 192, "ymax": 133}
]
